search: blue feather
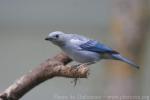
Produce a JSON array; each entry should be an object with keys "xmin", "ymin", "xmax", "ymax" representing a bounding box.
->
[
  {"xmin": 80, "ymin": 40, "xmax": 118, "ymax": 54},
  {"xmin": 111, "ymin": 54, "xmax": 140, "ymax": 69},
  {"xmin": 80, "ymin": 40, "xmax": 139, "ymax": 69}
]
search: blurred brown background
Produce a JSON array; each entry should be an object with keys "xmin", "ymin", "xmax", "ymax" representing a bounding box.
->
[{"xmin": 0, "ymin": 0, "xmax": 150, "ymax": 100}]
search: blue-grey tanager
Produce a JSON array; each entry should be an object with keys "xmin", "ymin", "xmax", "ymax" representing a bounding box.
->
[{"xmin": 45, "ymin": 31, "xmax": 139, "ymax": 69}]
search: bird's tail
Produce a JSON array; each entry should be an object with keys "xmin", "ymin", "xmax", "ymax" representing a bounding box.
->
[{"xmin": 111, "ymin": 54, "xmax": 140, "ymax": 69}]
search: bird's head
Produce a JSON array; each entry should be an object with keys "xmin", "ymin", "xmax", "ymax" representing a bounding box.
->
[{"xmin": 45, "ymin": 31, "xmax": 67, "ymax": 46}]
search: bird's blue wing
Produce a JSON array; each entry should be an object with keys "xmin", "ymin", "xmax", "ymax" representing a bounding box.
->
[{"xmin": 80, "ymin": 40, "xmax": 118, "ymax": 54}]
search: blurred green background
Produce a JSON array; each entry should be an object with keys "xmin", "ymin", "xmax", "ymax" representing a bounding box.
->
[{"xmin": 0, "ymin": 0, "xmax": 150, "ymax": 100}]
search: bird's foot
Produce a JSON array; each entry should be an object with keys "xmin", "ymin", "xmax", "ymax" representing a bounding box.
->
[
  {"xmin": 80, "ymin": 61, "xmax": 96, "ymax": 66},
  {"xmin": 71, "ymin": 64, "xmax": 81, "ymax": 68},
  {"xmin": 71, "ymin": 64, "xmax": 87, "ymax": 68},
  {"xmin": 72, "ymin": 62, "xmax": 96, "ymax": 68}
]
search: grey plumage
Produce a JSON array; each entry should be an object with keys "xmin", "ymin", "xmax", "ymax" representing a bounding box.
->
[{"xmin": 45, "ymin": 31, "xmax": 139, "ymax": 69}]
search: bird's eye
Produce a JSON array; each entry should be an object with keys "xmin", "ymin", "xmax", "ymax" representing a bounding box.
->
[{"xmin": 55, "ymin": 34, "xmax": 59, "ymax": 38}]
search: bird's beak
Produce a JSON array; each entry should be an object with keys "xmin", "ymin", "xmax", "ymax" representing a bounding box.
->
[{"xmin": 45, "ymin": 37, "xmax": 51, "ymax": 41}]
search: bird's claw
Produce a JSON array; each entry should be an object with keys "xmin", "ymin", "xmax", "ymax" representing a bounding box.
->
[
  {"xmin": 79, "ymin": 62, "xmax": 96, "ymax": 67},
  {"xmin": 72, "ymin": 62, "xmax": 95, "ymax": 68},
  {"xmin": 71, "ymin": 64, "xmax": 81, "ymax": 68}
]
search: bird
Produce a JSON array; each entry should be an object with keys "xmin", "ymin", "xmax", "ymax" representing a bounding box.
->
[{"xmin": 45, "ymin": 31, "xmax": 139, "ymax": 69}]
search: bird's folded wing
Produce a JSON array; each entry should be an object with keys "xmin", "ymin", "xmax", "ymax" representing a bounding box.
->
[{"xmin": 80, "ymin": 40, "xmax": 118, "ymax": 54}]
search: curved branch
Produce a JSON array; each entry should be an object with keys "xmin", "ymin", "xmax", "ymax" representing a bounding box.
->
[{"xmin": 0, "ymin": 53, "xmax": 89, "ymax": 100}]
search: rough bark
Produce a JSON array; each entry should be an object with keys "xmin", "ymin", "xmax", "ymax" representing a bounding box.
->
[{"xmin": 0, "ymin": 52, "xmax": 89, "ymax": 100}]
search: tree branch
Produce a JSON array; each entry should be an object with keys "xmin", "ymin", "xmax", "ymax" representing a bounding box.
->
[{"xmin": 0, "ymin": 52, "xmax": 89, "ymax": 100}]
